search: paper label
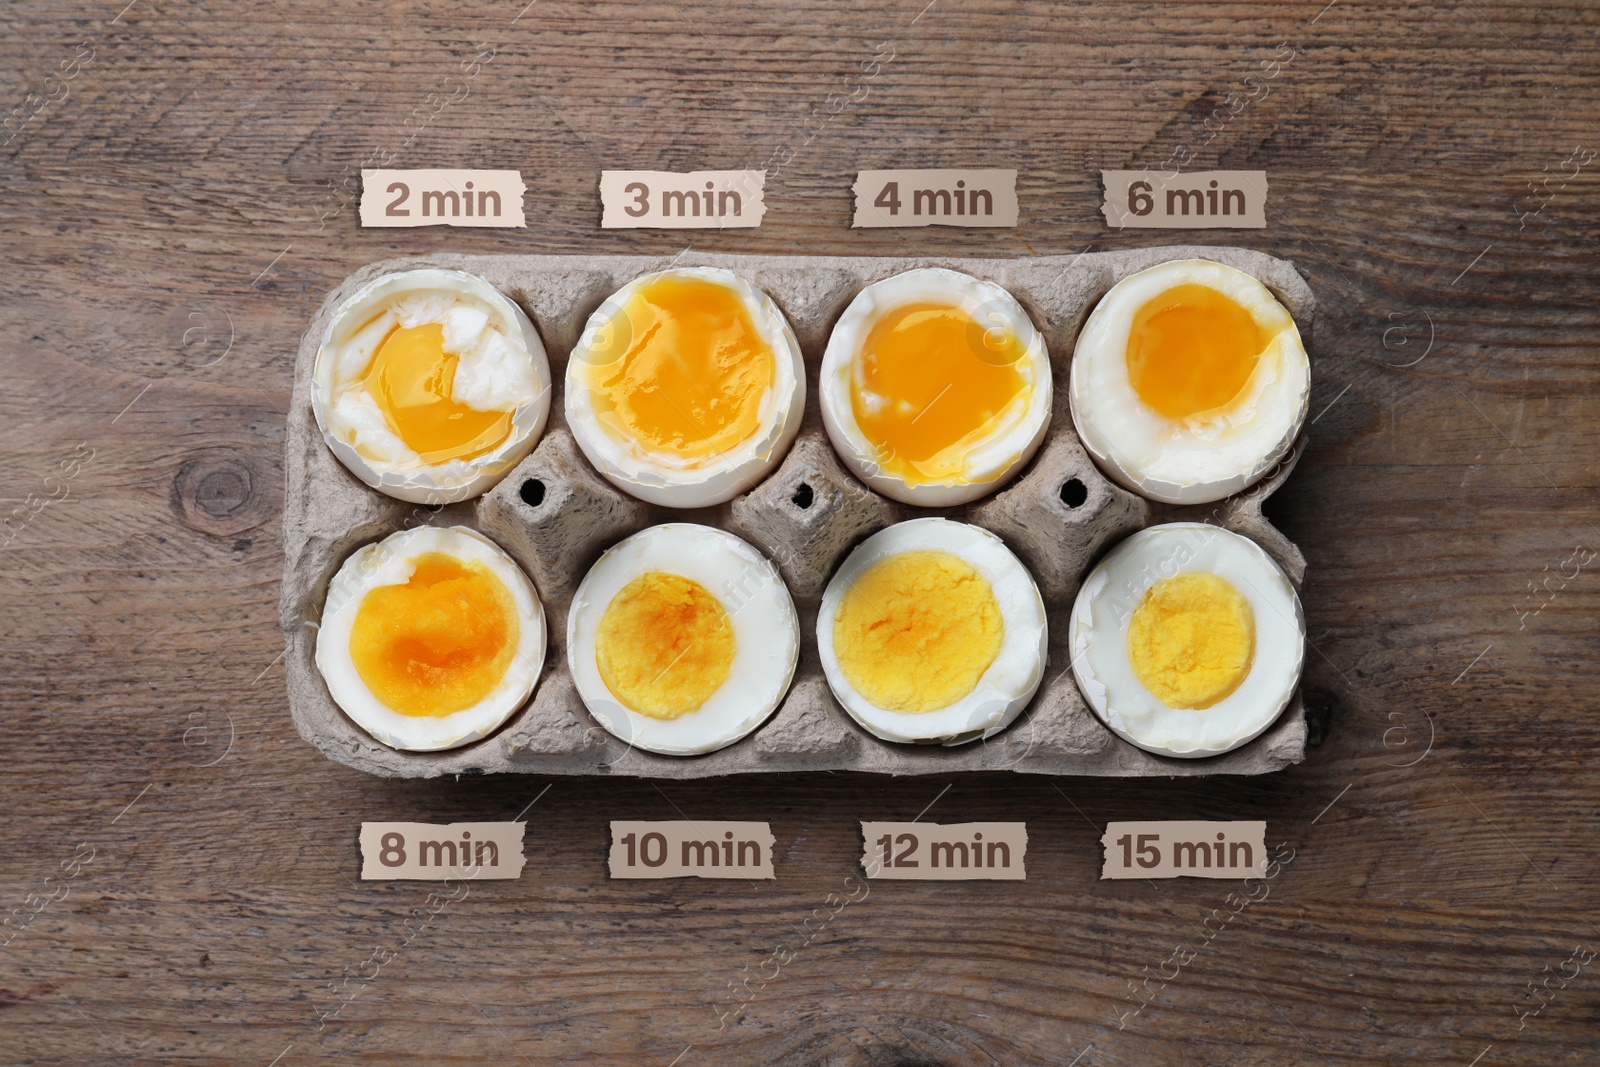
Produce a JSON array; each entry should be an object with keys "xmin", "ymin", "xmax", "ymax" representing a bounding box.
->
[
  {"xmin": 860, "ymin": 821, "xmax": 1027, "ymax": 880},
  {"xmin": 608, "ymin": 821, "xmax": 775, "ymax": 879},
  {"xmin": 359, "ymin": 169, "xmax": 526, "ymax": 228},
  {"xmin": 1100, "ymin": 170, "xmax": 1268, "ymax": 228},
  {"xmin": 598, "ymin": 170, "xmax": 766, "ymax": 229},
  {"xmin": 359, "ymin": 822, "xmax": 526, "ymax": 880},
  {"xmin": 1101, "ymin": 821, "xmax": 1267, "ymax": 879},
  {"xmin": 852, "ymin": 169, "xmax": 1018, "ymax": 228}
]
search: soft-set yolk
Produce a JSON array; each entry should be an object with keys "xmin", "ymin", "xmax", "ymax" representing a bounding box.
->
[
  {"xmin": 595, "ymin": 572, "xmax": 736, "ymax": 719},
  {"xmin": 579, "ymin": 276, "xmax": 775, "ymax": 462},
  {"xmin": 1125, "ymin": 283, "xmax": 1265, "ymax": 421},
  {"xmin": 833, "ymin": 549, "xmax": 1003, "ymax": 713},
  {"xmin": 363, "ymin": 322, "xmax": 513, "ymax": 464},
  {"xmin": 1127, "ymin": 571, "xmax": 1254, "ymax": 709},
  {"xmin": 349, "ymin": 552, "xmax": 519, "ymax": 718},
  {"xmin": 851, "ymin": 303, "xmax": 1029, "ymax": 484}
]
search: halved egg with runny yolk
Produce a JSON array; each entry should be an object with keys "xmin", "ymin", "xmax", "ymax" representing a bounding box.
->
[
  {"xmin": 314, "ymin": 268, "xmax": 551, "ymax": 505},
  {"xmin": 1125, "ymin": 283, "xmax": 1266, "ymax": 422},
  {"xmin": 819, "ymin": 518, "xmax": 1048, "ymax": 745},
  {"xmin": 566, "ymin": 267, "xmax": 805, "ymax": 508},
  {"xmin": 582, "ymin": 275, "xmax": 774, "ymax": 462},
  {"xmin": 568, "ymin": 524, "xmax": 799, "ymax": 755},
  {"xmin": 361, "ymin": 322, "xmax": 514, "ymax": 466},
  {"xmin": 850, "ymin": 304, "xmax": 1030, "ymax": 486},
  {"xmin": 1069, "ymin": 258, "xmax": 1310, "ymax": 506},
  {"xmin": 821, "ymin": 268, "xmax": 1053, "ymax": 506},
  {"xmin": 316, "ymin": 526, "xmax": 546, "ymax": 751}
]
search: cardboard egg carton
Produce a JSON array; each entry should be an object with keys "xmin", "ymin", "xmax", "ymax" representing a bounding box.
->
[{"xmin": 280, "ymin": 247, "xmax": 1315, "ymax": 779}]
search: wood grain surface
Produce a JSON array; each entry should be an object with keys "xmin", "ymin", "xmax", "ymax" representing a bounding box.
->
[{"xmin": 3, "ymin": 1, "xmax": 1599, "ymax": 1064}]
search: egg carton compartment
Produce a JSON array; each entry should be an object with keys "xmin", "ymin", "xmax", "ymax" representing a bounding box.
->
[{"xmin": 281, "ymin": 248, "xmax": 1315, "ymax": 779}]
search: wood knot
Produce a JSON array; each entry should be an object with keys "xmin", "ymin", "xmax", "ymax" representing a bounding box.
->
[{"xmin": 172, "ymin": 453, "xmax": 268, "ymax": 537}]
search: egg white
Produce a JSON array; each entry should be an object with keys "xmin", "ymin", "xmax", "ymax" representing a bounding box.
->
[
  {"xmin": 820, "ymin": 268, "xmax": 1052, "ymax": 506},
  {"xmin": 565, "ymin": 267, "xmax": 805, "ymax": 508},
  {"xmin": 313, "ymin": 268, "xmax": 552, "ymax": 505},
  {"xmin": 567, "ymin": 523, "xmax": 799, "ymax": 756},
  {"xmin": 818, "ymin": 518, "xmax": 1048, "ymax": 745},
  {"xmin": 315, "ymin": 525, "xmax": 546, "ymax": 752},
  {"xmin": 1069, "ymin": 259, "xmax": 1309, "ymax": 505},
  {"xmin": 1069, "ymin": 522, "xmax": 1304, "ymax": 758}
]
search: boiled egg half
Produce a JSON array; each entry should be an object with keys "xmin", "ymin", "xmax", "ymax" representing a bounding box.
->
[
  {"xmin": 1070, "ymin": 259, "xmax": 1309, "ymax": 505},
  {"xmin": 1069, "ymin": 522, "xmax": 1304, "ymax": 757},
  {"xmin": 566, "ymin": 268, "xmax": 804, "ymax": 508},
  {"xmin": 567, "ymin": 524, "xmax": 799, "ymax": 755},
  {"xmin": 316, "ymin": 526, "xmax": 546, "ymax": 751},
  {"xmin": 821, "ymin": 268, "xmax": 1052, "ymax": 505},
  {"xmin": 818, "ymin": 518, "xmax": 1048, "ymax": 744},
  {"xmin": 314, "ymin": 269, "xmax": 551, "ymax": 504}
]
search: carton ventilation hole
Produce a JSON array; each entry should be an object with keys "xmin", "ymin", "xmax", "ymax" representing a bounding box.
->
[
  {"xmin": 791, "ymin": 483, "xmax": 814, "ymax": 510},
  {"xmin": 520, "ymin": 478, "xmax": 546, "ymax": 508},
  {"xmin": 1059, "ymin": 478, "xmax": 1088, "ymax": 508}
]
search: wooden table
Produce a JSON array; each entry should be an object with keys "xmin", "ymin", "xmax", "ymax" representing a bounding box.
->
[{"xmin": 3, "ymin": 2, "xmax": 1597, "ymax": 1063}]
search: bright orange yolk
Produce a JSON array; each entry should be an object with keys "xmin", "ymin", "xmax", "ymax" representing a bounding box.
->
[
  {"xmin": 578, "ymin": 275, "xmax": 775, "ymax": 462},
  {"xmin": 349, "ymin": 552, "xmax": 519, "ymax": 717},
  {"xmin": 363, "ymin": 322, "xmax": 513, "ymax": 464},
  {"xmin": 850, "ymin": 303, "xmax": 1029, "ymax": 484},
  {"xmin": 1125, "ymin": 283, "xmax": 1265, "ymax": 420}
]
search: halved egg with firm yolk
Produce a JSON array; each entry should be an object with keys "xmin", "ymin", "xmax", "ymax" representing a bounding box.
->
[
  {"xmin": 818, "ymin": 518, "xmax": 1048, "ymax": 745},
  {"xmin": 1069, "ymin": 522, "xmax": 1304, "ymax": 757},
  {"xmin": 567, "ymin": 524, "xmax": 799, "ymax": 756}
]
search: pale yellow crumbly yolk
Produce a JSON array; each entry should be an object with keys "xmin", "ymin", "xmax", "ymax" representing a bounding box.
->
[
  {"xmin": 1127, "ymin": 571, "xmax": 1255, "ymax": 709},
  {"xmin": 832, "ymin": 549, "xmax": 1004, "ymax": 713},
  {"xmin": 363, "ymin": 322, "xmax": 513, "ymax": 464},
  {"xmin": 349, "ymin": 552, "xmax": 519, "ymax": 717},
  {"xmin": 851, "ymin": 303, "xmax": 1029, "ymax": 484},
  {"xmin": 595, "ymin": 572, "xmax": 736, "ymax": 720},
  {"xmin": 578, "ymin": 275, "xmax": 775, "ymax": 462},
  {"xmin": 1125, "ymin": 283, "xmax": 1266, "ymax": 420}
]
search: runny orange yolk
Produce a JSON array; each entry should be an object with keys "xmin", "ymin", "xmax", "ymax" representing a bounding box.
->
[
  {"xmin": 579, "ymin": 275, "xmax": 775, "ymax": 462},
  {"xmin": 594, "ymin": 572, "xmax": 736, "ymax": 720},
  {"xmin": 362, "ymin": 322, "xmax": 513, "ymax": 465},
  {"xmin": 349, "ymin": 552, "xmax": 519, "ymax": 717},
  {"xmin": 1125, "ymin": 283, "xmax": 1265, "ymax": 421},
  {"xmin": 850, "ymin": 303, "xmax": 1029, "ymax": 484}
]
